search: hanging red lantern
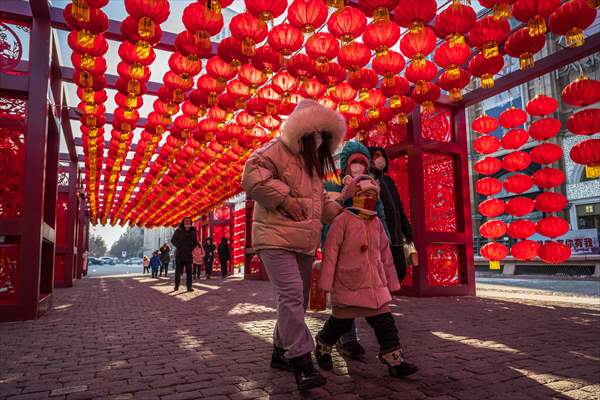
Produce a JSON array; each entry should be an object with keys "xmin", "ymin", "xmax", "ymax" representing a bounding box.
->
[
  {"xmin": 503, "ymin": 173, "xmax": 533, "ymax": 194},
  {"xmin": 480, "ymin": 242, "xmax": 508, "ymax": 268},
  {"xmin": 300, "ymin": 77, "xmax": 327, "ymax": 99},
  {"xmin": 330, "ymin": 82, "xmax": 357, "ymax": 112},
  {"xmin": 532, "ymin": 167, "xmax": 565, "ymax": 189},
  {"xmin": 512, "ymin": 0, "xmax": 560, "ymax": 37},
  {"xmin": 434, "ymin": 41, "xmax": 470, "ymax": 80},
  {"xmin": 115, "ymin": 93, "xmax": 142, "ymax": 110},
  {"xmin": 474, "ymin": 135, "xmax": 501, "ymax": 154},
  {"xmin": 438, "ymin": 68, "xmax": 471, "ymax": 102},
  {"xmin": 510, "ymin": 240, "xmax": 540, "ymax": 261},
  {"xmin": 507, "ymin": 219, "xmax": 536, "ymax": 239},
  {"xmin": 271, "ymin": 71, "xmax": 298, "ymax": 98},
  {"xmin": 327, "ymin": 6, "xmax": 367, "ymax": 44},
  {"xmin": 197, "ymin": 74, "xmax": 227, "ymax": 105},
  {"xmin": 480, "ymin": 220, "xmax": 507, "ymax": 239},
  {"xmin": 476, "ymin": 177, "xmax": 503, "ymax": 196},
  {"xmin": 535, "ymin": 192, "xmax": 568, "ymax": 213},
  {"xmin": 206, "ymin": 56, "xmax": 237, "ymax": 83},
  {"xmin": 168, "ymin": 52, "xmax": 202, "ymax": 78},
  {"xmin": 502, "ymin": 151, "xmax": 531, "ymax": 172},
  {"xmin": 229, "ymin": 12, "xmax": 268, "ymax": 57},
  {"xmin": 501, "ymin": 128, "xmax": 529, "ymax": 150},
  {"xmin": 305, "ymin": 32, "xmax": 340, "ymax": 65},
  {"xmin": 316, "ymin": 61, "xmax": 347, "ymax": 90},
  {"xmin": 570, "ymin": 138, "xmax": 600, "ymax": 178},
  {"xmin": 239, "ymin": 63, "xmax": 268, "ymax": 93},
  {"xmin": 561, "ymin": 76, "xmax": 600, "ymax": 107},
  {"xmin": 506, "ymin": 196, "xmax": 535, "ymax": 217},
  {"xmin": 538, "ymin": 241, "xmax": 571, "ymax": 264},
  {"xmin": 434, "ymin": 1, "xmax": 477, "ymax": 46},
  {"xmin": 499, "ymin": 107, "xmax": 528, "ymax": 129},
  {"xmin": 412, "ymin": 82, "xmax": 440, "ymax": 113},
  {"xmin": 529, "ymin": 118, "xmax": 561, "ymax": 141},
  {"xmin": 472, "ymin": 114, "xmax": 499, "ymax": 134},
  {"xmin": 389, "ymin": 95, "xmax": 415, "ymax": 124},
  {"xmin": 174, "ymin": 31, "xmax": 211, "ymax": 58},
  {"xmin": 64, "ymin": 4, "xmax": 108, "ymax": 33},
  {"xmin": 381, "ymin": 75, "xmax": 409, "ymax": 98},
  {"xmin": 252, "ymin": 45, "xmax": 283, "ymax": 76},
  {"xmin": 287, "ymin": 53, "xmax": 316, "ymax": 84},
  {"xmin": 468, "ymin": 15, "xmax": 510, "ymax": 58},
  {"xmin": 567, "ymin": 109, "xmax": 600, "ymax": 136},
  {"xmin": 217, "ymin": 37, "xmax": 249, "ymax": 67},
  {"xmin": 468, "ymin": 52, "xmax": 504, "ymax": 89},
  {"xmin": 405, "ymin": 60, "xmax": 438, "ymax": 94},
  {"xmin": 362, "ymin": 19, "xmax": 400, "ymax": 56},
  {"xmin": 549, "ymin": 0, "xmax": 597, "ymax": 48},
  {"xmin": 479, "ymin": 198, "xmax": 506, "ymax": 217},
  {"xmin": 400, "ymin": 26, "xmax": 437, "ymax": 67},
  {"xmin": 392, "ymin": 0, "xmax": 436, "ymax": 33},
  {"xmin": 504, "ymin": 27, "xmax": 546, "ymax": 70},
  {"xmin": 479, "ymin": 0, "xmax": 515, "ymax": 20},
  {"xmin": 288, "ymin": 0, "xmax": 328, "ymax": 33},
  {"xmin": 338, "ymin": 41, "xmax": 372, "ymax": 76},
  {"xmin": 182, "ymin": 2, "xmax": 224, "ymax": 50},
  {"xmin": 73, "ymin": 53, "xmax": 107, "ymax": 76},
  {"xmin": 474, "ymin": 157, "xmax": 502, "ymax": 175},
  {"xmin": 372, "ymin": 51, "xmax": 405, "ymax": 85},
  {"xmin": 526, "ymin": 95, "xmax": 558, "ymax": 116},
  {"xmin": 68, "ymin": 31, "xmax": 108, "ymax": 56},
  {"xmin": 245, "ymin": 0, "xmax": 288, "ymax": 22},
  {"xmin": 348, "ymin": 68, "xmax": 379, "ymax": 101},
  {"xmin": 165, "ymin": 71, "xmax": 194, "ymax": 90},
  {"xmin": 537, "ymin": 216, "xmax": 570, "ymax": 238},
  {"xmin": 267, "ymin": 23, "xmax": 303, "ymax": 56},
  {"xmin": 356, "ymin": 0, "xmax": 399, "ymax": 21},
  {"xmin": 530, "ymin": 143, "xmax": 563, "ymax": 164}
]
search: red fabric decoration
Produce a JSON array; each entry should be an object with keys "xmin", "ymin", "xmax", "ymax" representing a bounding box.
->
[
  {"xmin": 305, "ymin": 32, "xmax": 340, "ymax": 64},
  {"xmin": 535, "ymin": 192, "xmax": 567, "ymax": 213},
  {"xmin": 510, "ymin": 240, "xmax": 540, "ymax": 261},
  {"xmin": 561, "ymin": 76, "xmax": 600, "ymax": 107},
  {"xmin": 526, "ymin": 95, "xmax": 558, "ymax": 116},
  {"xmin": 338, "ymin": 41, "xmax": 372, "ymax": 73},
  {"xmin": 327, "ymin": 6, "xmax": 367, "ymax": 43},
  {"xmin": 474, "ymin": 157, "xmax": 502, "ymax": 175},
  {"xmin": 536, "ymin": 216, "xmax": 569, "ymax": 238},
  {"xmin": 504, "ymin": 27, "xmax": 546, "ymax": 70},
  {"xmin": 474, "ymin": 135, "xmax": 501, "ymax": 154},
  {"xmin": 528, "ymin": 118, "xmax": 561, "ymax": 141},
  {"xmin": 507, "ymin": 219, "xmax": 536, "ymax": 239},
  {"xmin": 501, "ymin": 128, "xmax": 529, "ymax": 150},
  {"xmin": 512, "ymin": 0, "xmax": 561, "ymax": 37},
  {"xmin": 549, "ymin": 0, "xmax": 597, "ymax": 48},
  {"xmin": 569, "ymin": 138, "xmax": 600, "ymax": 170},
  {"xmin": 472, "ymin": 114, "xmax": 499, "ymax": 134},
  {"xmin": 503, "ymin": 173, "xmax": 533, "ymax": 194},
  {"xmin": 468, "ymin": 52, "xmax": 504, "ymax": 89},
  {"xmin": 567, "ymin": 109, "xmax": 600, "ymax": 136},
  {"xmin": 480, "ymin": 242, "xmax": 508, "ymax": 261},
  {"xmin": 502, "ymin": 151, "xmax": 531, "ymax": 172},
  {"xmin": 362, "ymin": 19, "xmax": 401, "ymax": 56},
  {"xmin": 287, "ymin": 0, "xmax": 328, "ymax": 33},
  {"xmin": 479, "ymin": 198, "xmax": 506, "ymax": 217},
  {"xmin": 532, "ymin": 167, "xmax": 565, "ymax": 189},
  {"xmin": 476, "ymin": 177, "xmax": 503, "ymax": 196},
  {"xmin": 434, "ymin": 1, "xmax": 477, "ymax": 45},
  {"xmin": 245, "ymin": 0, "xmax": 288, "ymax": 21},
  {"xmin": 506, "ymin": 197, "xmax": 535, "ymax": 217},
  {"xmin": 499, "ymin": 107, "xmax": 528, "ymax": 128},
  {"xmin": 468, "ymin": 15, "xmax": 510, "ymax": 58},
  {"xmin": 530, "ymin": 143, "xmax": 563, "ymax": 164},
  {"xmin": 267, "ymin": 23, "xmax": 303, "ymax": 56},
  {"xmin": 480, "ymin": 220, "xmax": 507, "ymax": 239},
  {"xmin": 393, "ymin": 0, "xmax": 437, "ymax": 32},
  {"xmin": 538, "ymin": 241, "xmax": 571, "ymax": 264}
]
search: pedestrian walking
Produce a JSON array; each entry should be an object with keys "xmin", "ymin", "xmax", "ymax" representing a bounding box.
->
[
  {"xmin": 149, "ymin": 251, "xmax": 161, "ymax": 278},
  {"xmin": 242, "ymin": 99, "xmax": 344, "ymax": 391},
  {"xmin": 159, "ymin": 243, "xmax": 170, "ymax": 277},
  {"xmin": 192, "ymin": 242, "xmax": 204, "ymax": 279},
  {"xmin": 314, "ymin": 175, "xmax": 418, "ymax": 378},
  {"xmin": 203, "ymin": 238, "xmax": 216, "ymax": 280},
  {"xmin": 218, "ymin": 238, "xmax": 231, "ymax": 278},
  {"xmin": 142, "ymin": 256, "xmax": 150, "ymax": 274},
  {"xmin": 170, "ymin": 217, "xmax": 198, "ymax": 292}
]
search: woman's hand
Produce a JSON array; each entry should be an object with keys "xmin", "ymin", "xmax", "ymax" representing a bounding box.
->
[{"xmin": 282, "ymin": 196, "xmax": 306, "ymax": 221}]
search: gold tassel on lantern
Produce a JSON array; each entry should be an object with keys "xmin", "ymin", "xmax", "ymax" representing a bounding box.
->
[
  {"xmin": 359, "ymin": 88, "xmax": 369, "ymax": 102},
  {"xmin": 493, "ymin": 1, "xmax": 511, "ymax": 20},
  {"xmin": 130, "ymin": 63, "xmax": 145, "ymax": 80},
  {"xmin": 449, "ymin": 33, "xmax": 466, "ymax": 47},
  {"xmin": 483, "ymin": 41, "xmax": 499, "ymax": 58},
  {"xmin": 349, "ymin": 117, "xmax": 359, "ymax": 129},
  {"xmin": 372, "ymin": 7, "xmax": 390, "ymax": 21},
  {"xmin": 80, "ymin": 54, "xmax": 95, "ymax": 71},
  {"xmin": 135, "ymin": 40, "xmax": 151, "ymax": 61},
  {"xmin": 208, "ymin": 0, "xmax": 223, "ymax": 14},
  {"xmin": 409, "ymin": 20, "xmax": 425, "ymax": 33},
  {"xmin": 241, "ymin": 38, "xmax": 256, "ymax": 57},
  {"xmin": 489, "ymin": 260, "xmax": 500, "ymax": 270},
  {"xmin": 566, "ymin": 28, "xmax": 585, "ymax": 48},
  {"xmin": 527, "ymin": 15, "xmax": 547, "ymax": 37},
  {"xmin": 72, "ymin": 0, "xmax": 90, "ymax": 23},
  {"xmin": 449, "ymin": 88, "xmax": 463, "ymax": 102},
  {"xmin": 327, "ymin": 0, "xmax": 344, "ymax": 9},
  {"xmin": 390, "ymin": 95, "xmax": 402, "ymax": 109},
  {"xmin": 415, "ymin": 80, "xmax": 429, "ymax": 94},
  {"xmin": 127, "ymin": 80, "xmax": 141, "ymax": 95},
  {"xmin": 421, "ymin": 101, "xmax": 435, "ymax": 113},
  {"xmin": 78, "ymin": 71, "xmax": 93, "ymax": 87},
  {"xmin": 375, "ymin": 46, "xmax": 389, "ymax": 57},
  {"xmin": 77, "ymin": 30, "xmax": 95, "ymax": 49},
  {"xmin": 586, "ymin": 164, "xmax": 600, "ymax": 178},
  {"xmin": 125, "ymin": 94, "xmax": 138, "ymax": 109},
  {"xmin": 397, "ymin": 113, "xmax": 408, "ymax": 124},
  {"xmin": 81, "ymin": 88, "xmax": 95, "ymax": 104},
  {"xmin": 137, "ymin": 16, "xmax": 156, "ymax": 39},
  {"xmin": 208, "ymin": 92, "xmax": 218, "ymax": 106},
  {"xmin": 587, "ymin": 0, "xmax": 600, "ymax": 8},
  {"xmin": 519, "ymin": 52, "xmax": 534, "ymax": 70},
  {"xmin": 481, "ymin": 73, "xmax": 495, "ymax": 89},
  {"xmin": 339, "ymin": 102, "xmax": 349, "ymax": 112},
  {"xmin": 194, "ymin": 30, "xmax": 211, "ymax": 50},
  {"xmin": 447, "ymin": 65, "xmax": 460, "ymax": 80},
  {"xmin": 412, "ymin": 54, "xmax": 426, "ymax": 68},
  {"xmin": 368, "ymin": 108, "xmax": 379, "ymax": 119}
]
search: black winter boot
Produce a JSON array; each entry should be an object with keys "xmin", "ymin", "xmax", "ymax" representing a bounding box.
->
[
  {"xmin": 314, "ymin": 334, "xmax": 334, "ymax": 371},
  {"xmin": 378, "ymin": 346, "xmax": 418, "ymax": 378},
  {"xmin": 337, "ymin": 339, "xmax": 366, "ymax": 359},
  {"xmin": 290, "ymin": 353, "xmax": 327, "ymax": 391},
  {"xmin": 270, "ymin": 346, "xmax": 293, "ymax": 372}
]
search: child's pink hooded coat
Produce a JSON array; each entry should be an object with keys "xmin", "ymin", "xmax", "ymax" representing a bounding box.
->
[{"xmin": 318, "ymin": 210, "xmax": 401, "ymax": 311}]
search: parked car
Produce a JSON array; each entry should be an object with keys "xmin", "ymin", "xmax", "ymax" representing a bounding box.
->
[
  {"xmin": 88, "ymin": 257, "xmax": 101, "ymax": 265},
  {"xmin": 99, "ymin": 256, "xmax": 115, "ymax": 265},
  {"xmin": 126, "ymin": 257, "xmax": 143, "ymax": 265}
]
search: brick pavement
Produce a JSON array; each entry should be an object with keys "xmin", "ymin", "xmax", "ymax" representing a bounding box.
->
[{"xmin": 1, "ymin": 275, "xmax": 599, "ymax": 400}]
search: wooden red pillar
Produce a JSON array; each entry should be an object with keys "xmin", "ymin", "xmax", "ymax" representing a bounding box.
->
[{"xmin": 54, "ymin": 158, "xmax": 79, "ymax": 288}]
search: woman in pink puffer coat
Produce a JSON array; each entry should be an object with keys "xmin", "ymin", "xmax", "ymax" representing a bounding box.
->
[{"xmin": 315, "ymin": 175, "xmax": 418, "ymax": 378}]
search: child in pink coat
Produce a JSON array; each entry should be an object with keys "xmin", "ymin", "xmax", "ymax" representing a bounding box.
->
[{"xmin": 315, "ymin": 175, "xmax": 418, "ymax": 378}]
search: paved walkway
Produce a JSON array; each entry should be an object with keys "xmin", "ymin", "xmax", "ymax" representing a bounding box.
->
[{"xmin": 1, "ymin": 275, "xmax": 599, "ymax": 400}]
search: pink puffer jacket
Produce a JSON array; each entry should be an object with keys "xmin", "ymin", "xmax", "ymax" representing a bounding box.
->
[{"xmin": 319, "ymin": 210, "xmax": 400, "ymax": 310}]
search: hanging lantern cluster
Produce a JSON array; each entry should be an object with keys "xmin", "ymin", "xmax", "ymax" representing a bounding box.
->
[{"xmin": 64, "ymin": 0, "xmax": 109, "ymax": 224}]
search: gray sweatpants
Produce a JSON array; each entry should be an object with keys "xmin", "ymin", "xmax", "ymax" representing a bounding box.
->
[{"xmin": 259, "ymin": 249, "xmax": 315, "ymax": 359}]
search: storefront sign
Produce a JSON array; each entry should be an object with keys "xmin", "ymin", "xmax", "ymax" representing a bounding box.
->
[{"xmin": 530, "ymin": 229, "xmax": 599, "ymax": 255}]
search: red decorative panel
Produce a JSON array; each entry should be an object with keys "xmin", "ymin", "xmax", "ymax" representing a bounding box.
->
[
  {"xmin": 0, "ymin": 22, "xmax": 25, "ymax": 74},
  {"xmin": 233, "ymin": 207, "xmax": 246, "ymax": 267},
  {"xmin": 423, "ymin": 153, "xmax": 457, "ymax": 232},
  {"xmin": 387, "ymin": 155, "xmax": 411, "ymax": 222},
  {"xmin": 0, "ymin": 96, "xmax": 26, "ymax": 218},
  {"xmin": 0, "ymin": 243, "xmax": 19, "ymax": 304},
  {"xmin": 421, "ymin": 107, "xmax": 452, "ymax": 142},
  {"xmin": 364, "ymin": 121, "xmax": 408, "ymax": 148},
  {"xmin": 427, "ymin": 244, "xmax": 460, "ymax": 287},
  {"xmin": 54, "ymin": 254, "xmax": 65, "ymax": 284},
  {"xmin": 55, "ymin": 196, "xmax": 68, "ymax": 246}
]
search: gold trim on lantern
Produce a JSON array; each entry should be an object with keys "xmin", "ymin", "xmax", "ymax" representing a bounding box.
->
[
  {"xmin": 586, "ymin": 164, "xmax": 600, "ymax": 178},
  {"xmin": 409, "ymin": 20, "xmax": 424, "ymax": 33},
  {"xmin": 415, "ymin": 80, "xmax": 429, "ymax": 94},
  {"xmin": 80, "ymin": 54, "xmax": 95, "ymax": 71},
  {"xmin": 493, "ymin": 1, "xmax": 511, "ymax": 20},
  {"xmin": 447, "ymin": 65, "xmax": 460, "ymax": 80},
  {"xmin": 373, "ymin": 6, "xmax": 390, "ymax": 21},
  {"xmin": 412, "ymin": 53, "xmax": 426, "ymax": 68},
  {"xmin": 390, "ymin": 95, "xmax": 402, "ymax": 109},
  {"xmin": 241, "ymin": 37, "xmax": 257, "ymax": 57},
  {"xmin": 397, "ymin": 113, "xmax": 408, "ymax": 124},
  {"xmin": 327, "ymin": 0, "xmax": 344, "ymax": 9},
  {"xmin": 528, "ymin": 15, "xmax": 547, "ymax": 37},
  {"xmin": 367, "ymin": 108, "xmax": 379, "ymax": 119},
  {"xmin": 483, "ymin": 41, "xmax": 499, "ymax": 58},
  {"xmin": 519, "ymin": 52, "xmax": 534, "ymax": 70},
  {"xmin": 449, "ymin": 88, "xmax": 463, "ymax": 102},
  {"xmin": 481, "ymin": 74, "xmax": 495, "ymax": 89},
  {"xmin": 489, "ymin": 260, "xmax": 500, "ymax": 270},
  {"xmin": 449, "ymin": 33, "xmax": 465, "ymax": 47},
  {"xmin": 77, "ymin": 30, "xmax": 95, "ymax": 49},
  {"xmin": 135, "ymin": 40, "xmax": 151, "ymax": 61},
  {"xmin": 566, "ymin": 28, "xmax": 585, "ymax": 48},
  {"xmin": 359, "ymin": 88, "xmax": 369, "ymax": 102},
  {"xmin": 340, "ymin": 33, "xmax": 354, "ymax": 44},
  {"xmin": 72, "ymin": 0, "xmax": 90, "ymax": 23},
  {"xmin": 138, "ymin": 16, "xmax": 156, "ymax": 39},
  {"xmin": 421, "ymin": 101, "xmax": 435, "ymax": 113}
]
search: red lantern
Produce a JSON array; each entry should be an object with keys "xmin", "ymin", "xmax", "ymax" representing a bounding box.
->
[
  {"xmin": 267, "ymin": 23, "xmax": 303, "ymax": 56},
  {"xmin": 506, "ymin": 196, "xmax": 535, "ymax": 217},
  {"xmin": 532, "ymin": 167, "xmax": 565, "ymax": 189},
  {"xmin": 245, "ymin": 0, "xmax": 288, "ymax": 22},
  {"xmin": 535, "ymin": 192, "xmax": 567, "ymax": 213},
  {"xmin": 389, "ymin": 96, "xmax": 415, "ymax": 124},
  {"xmin": 271, "ymin": 71, "xmax": 298, "ymax": 98},
  {"xmin": 549, "ymin": 0, "xmax": 597, "ymax": 48},
  {"xmin": 305, "ymin": 32, "xmax": 340, "ymax": 64},
  {"xmin": 434, "ymin": 41, "xmax": 470, "ymax": 80},
  {"xmin": 530, "ymin": 143, "xmax": 563, "ymax": 164},
  {"xmin": 330, "ymin": 82, "xmax": 357, "ymax": 112},
  {"xmin": 206, "ymin": 56, "xmax": 237, "ymax": 83},
  {"xmin": 504, "ymin": 27, "xmax": 546, "ymax": 70},
  {"xmin": 168, "ymin": 52, "xmax": 202, "ymax": 78},
  {"xmin": 468, "ymin": 15, "xmax": 510, "ymax": 58},
  {"xmin": 438, "ymin": 68, "xmax": 471, "ymax": 102},
  {"xmin": 510, "ymin": 240, "xmax": 540, "ymax": 261},
  {"xmin": 287, "ymin": 53, "xmax": 317, "ymax": 83},
  {"xmin": 501, "ymin": 128, "xmax": 528, "ymax": 150},
  {"xmin": 479, "ymin": 0, "xmax": 516, "ymax": 20},
  {"xmin": 474, "ymin": 157, "xmax": 502, "ymax": 175},
  {"xmin": 526, "ymin": 95, "xmax": 558, "ymax": 116},
  {"xmin": 434, "ymin": 1, "xmax": 477, "ymax": 46},
  {"xmin": 400, "ymin": 26, "xmax": 436, "ymax": 67},
  {"xmin": 507, "ymin": 219, "xmax": 536, "ymax": 239},
  {"xmin": 197, "ymin": 74, "xmax": 226, "ymax": 105},
  {"xmin": 569, "ymin": 138, "xmax": 600, "ymax": 178},
  {"xmin": 217, "ymin": 37, "xmax": 249, "ymax": 67},
  {"xmin": 479, "ymin": 198, "xmax": 506, "ymax": 217},
  {"xmin": 411, "ymin": 82, "xmax": 440, "ymax": 113},
  {"xmin": 348, "ymin": 69, "xmax": 379, "ymax": 100},
  {"xmin": 537, "ymin": 216, "xmax": 569, "ymax": 238},
  {"xmin": 287, "ymin": 0, "xmax": 328, "ymax": 33},
  {"xmin": 512, "ymin": 0, "xmax": 560, "ymax": 37},
  {"xmin": 502, "ymin": 151, "xmax": 531, "ymax": 172},
  {"xmin": 499, "ymin": 107, "xmax": 528, "ymax": 129},
  {"xmin": 316, "ymin": 61, "xmax": 347, "ymax": 89},
  {"xmin": 182, "ymin": 2, "xmax": 223, "ymax": 50},
  {"xmin": 561, "ymin": 76, "xmax": 600, "ymax": 107},
  {"xmin": 474, "ymin": 135, "xmax": 501, "ymax": 154},
  {"xmin": 253, "ymin": 45, "xmax": 283, "ymax": 75},
  {"xmin": 64, "ymin": 4, "xmax": 108, "ymax": 33},
  {"xmin": 468, "ymin": 52, "xmax": 504, "ymax": 89},
  {"xmin": 480, "ymin": 242, "xmax": 508, "ymax": 262},
  {"xmin": 476, "ymin": 177, "xmax": 503, "ymax": 196},
  {"xmin": 68, "ymin": 31, "xmax": 108, "ymax": 56},
  {"xmin": 472, "ymin": 114, "xmax": 499, "ymax": 134},
  {"xmin": 338, "ymin": 41, "xmax": 372, "ymax": 75},
  {"xmin": 567, "ymin": 109, "xmax": 600, "ymax": 136},
  {"xmin": 503, "ymin": 173, "xmax": 533, "ymax": 194},
  {"xmin": 538, "ymin": 241, "xmax": 571, "ymax": 264},
  {"xmin": 327, "ymin": 6, "xmax": 367, "ymax": 43},
  {"xmin": 356, "ymin": 0, "xmax": 399, "ymax": 21},
  {"xmin": 528, "ymin": 118, "xmax": 561, "ymax": 141},
  {"xmin": 372, "ymin": 51, "xmax": 405, "ymax": 84},
  {"xmin": 362, "ymin": 19, "xmax": 400, "ymax": 56},
  {"xmin": 229, "ymin": 12, "xmax": 268, "ymax": 57},
  {"xmin": 392, "ymin": 0, "xmax": 436, "ymax": 33},
  {"xmin": 480, "ymin": 220, "xmax": 507, "ymax": 239},
  {"xmin": 405, "ymin": 60, "xmax": 438, "ymax": 94},
  {"xmin": 239, "ymin": 63, "xmax": 268, "ymax": 93},
  {"xmin": 381, "ymin": 75, "xmax": 409, "ymax": 97},
  {"xmin": 300, "ymin": 77, "xmax": 326, "ymax": 99}
]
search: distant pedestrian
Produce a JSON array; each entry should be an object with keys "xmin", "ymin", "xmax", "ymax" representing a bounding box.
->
[
  {"xmin": 171, "ymin": 217, "xmax": 198, "ymax": 292},
  {"xmin": 142, "ymin": 256, "xmax": 150, "ymax": 274},
  {"xmin": 149, "ymin": 251, "xmax": 161, "ymax": 278},
  {"xmin": 192, "ymin": 242, "xmax": 205, "ymax": 279},
  {"xmin": 203, "ymin": 238, "xmax": 216, "ymax": 280},
  {"xmin": 218, "ymin": 238, "xmax": 231, "ymax": 278},
  {"xmin": 159, "ymin": 243, "xmax": 171, "ymax": 277}
]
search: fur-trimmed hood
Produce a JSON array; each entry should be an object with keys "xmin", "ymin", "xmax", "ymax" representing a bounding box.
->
[{"xmin": 280, "ymin": 99, "xmax": 346, "ymax": 154}]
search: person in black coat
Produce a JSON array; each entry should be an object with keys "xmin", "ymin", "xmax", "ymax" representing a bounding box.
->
[
  {"xmin": 171, "ymin": 217, "xmax": 198, "ymax": 292},
  {"xmin": 159, "ymin": 243, "xmax": 170, "ymax": 277},
  {"xmin": 203, "ymin": 237, "xmax": 217, "ymax": 280},
  {"xmin": 218, "ymin": 238, "xmax": 231, "ymax": 278},
  {"xmin": 368, "ymin": 146, "xmax": 415, "ymax": 281}
]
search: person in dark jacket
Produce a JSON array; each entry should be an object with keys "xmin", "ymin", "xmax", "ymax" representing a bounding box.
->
[
  {"xmin": 218, "ymin": 238, "xmax": 231, "ymax": 278},
  {"xmin": 203, "ymin": 238, "xmax": 216, "ymax": 280},
  {"xmin": 159, "ymin": 243, "xmax": 170, "ymax": 277},
  {"xmin": 149, "ymin": 251, "xmax": 161, "ymax": 278},
  {"xmin": 171, "ymin": 217, "xmax": 198, "ymax": 292},
  {"xmin": 368, "ymin": 146, "xmax": 415, "ymax": 281}
]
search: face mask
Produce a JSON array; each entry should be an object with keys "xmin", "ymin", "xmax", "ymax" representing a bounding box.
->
[
  {"xmin": 314, "ymin": 133, "xmax": 323, "ymax": 149},
  {"xmin": 350, "ymin": 162, "xmax": 366, "ymax": 177},
  {"xmin": 373, "ymin": 157, "xmax": 386, "ymax": 171}
]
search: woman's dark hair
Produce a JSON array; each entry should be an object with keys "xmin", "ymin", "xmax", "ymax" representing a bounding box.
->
[
  {"xmin": 179, "ymin": 217, "xmax": 193, "ymax": 230},
  {"xmin": 301, "ymin": 132, "xmax": 337, "ymax": 179}
]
